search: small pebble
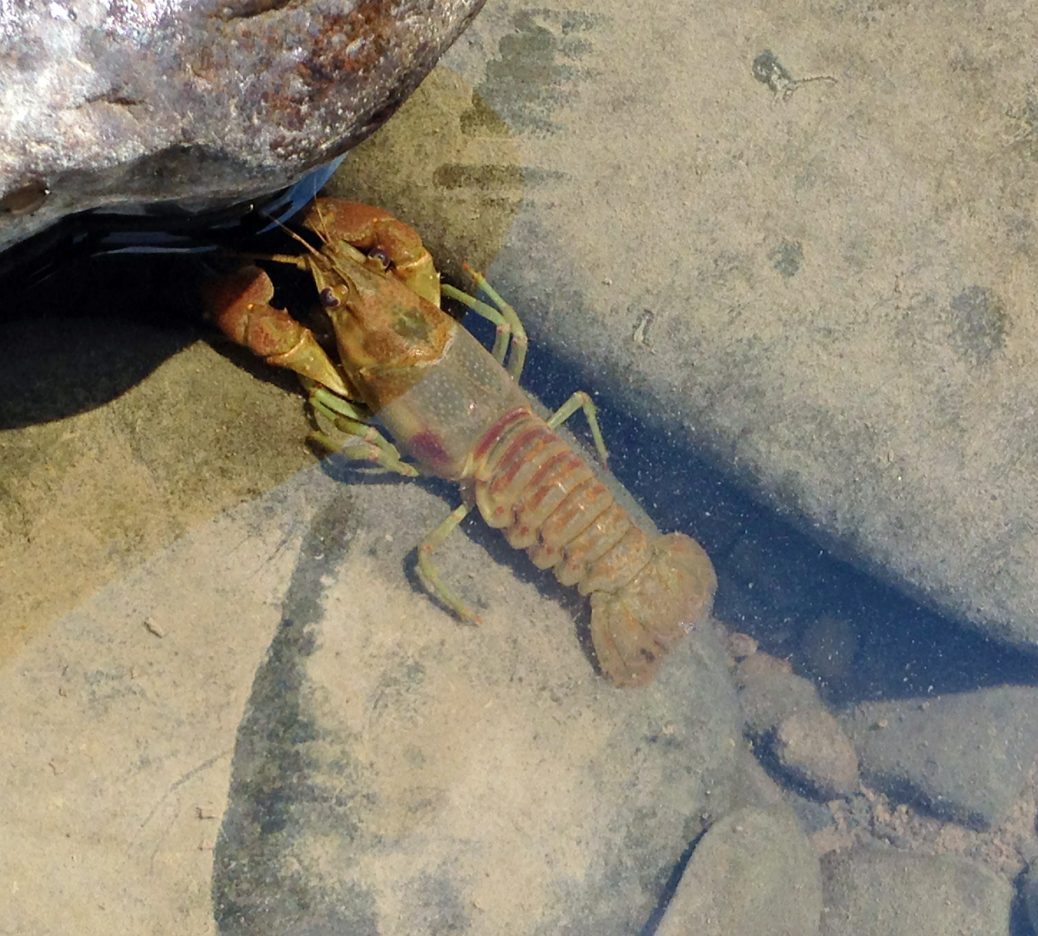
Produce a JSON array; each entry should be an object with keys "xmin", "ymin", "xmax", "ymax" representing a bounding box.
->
[
  {"xmin": 726, "ymin": 631, "xmax": 759, "ymax": 661},
  {"xmin": 735, "ymin": 651, "xmax": 818, "ymax": 737},
  {"xmin": 772, "ymin": 709, "xmax": 859, "ymax": 800}
]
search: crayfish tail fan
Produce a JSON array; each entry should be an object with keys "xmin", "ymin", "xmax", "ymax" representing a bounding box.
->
[{"xmin": 589, "ymin": 533, "xmax": 717, "ymax": 687}]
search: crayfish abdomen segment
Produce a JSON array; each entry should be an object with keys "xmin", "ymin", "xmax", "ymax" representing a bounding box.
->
[
  {"xmin": 473, "ymin": 410, "xmax": 647, "ymax": 592},
  {"xmin": 472, "ymin": 410, "xmax": 717, "ymax": 685}
]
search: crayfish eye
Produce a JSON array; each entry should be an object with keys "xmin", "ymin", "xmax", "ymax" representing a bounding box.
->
[
  {"xmin": 368, "ymin": 247, "xmax": 393, "ymax": 272},
  {"xmin": 319, "ymin": 287, "xmax": 340, "ymax": 308}
]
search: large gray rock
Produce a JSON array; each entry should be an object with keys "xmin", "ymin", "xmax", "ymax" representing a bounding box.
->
[
  {"xmin": 0, "ymin": 280, "xmax": 742, "ymax": 935},
  {"xmin": 335, "ymin": 0, "xmax": 1038, "ymax": 654},
  {"xmin": 842, "ymin": 687, "xmax": 1038, "ymax": 830},
  {"xmin": 820, "ymin": 845, "xmax": 1012, "ymax": 936},
  {"xmin": 0, "ymin": 0, "xmax": 485, "ymax": 251},
  {"xmin": 656, "ymin": 806, "xmax": 822, "ymax": 936},
  {"xmin": 213, "ymin": 473, "xmax": 743, "ymax": 935},
  {"xmin": 0, "ymin": 465, "xmax": 322, "ymax": 935},
  {"xmin": 0, "ymin": 415, "xmax": 742, "ymax": 935}
]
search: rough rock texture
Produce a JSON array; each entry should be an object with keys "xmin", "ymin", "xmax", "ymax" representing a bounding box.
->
[
  {"xmin": 213, "ymin": 476, "xmax": 742, "ymax": 936},
  {"xmin": 656, "ymin": 806, "xmax": 822, "ymax": 936},
  {"xmin": 819, "ymin": 845, "xmax": 1012, "ymax": 936},
  {"xmin": 773, "ymin": 710, "xmax": 859, "ymax": 801},
  {"xmin": 734, "ymin": 652, "xmax": 822, "ymax": 737},
  {"xmin": 0, "ymin": 470, "xmax": 320, "ymax": 935},
  {"xmin": 842, "ymin": 687, "xmax": 1038, "ymax": 830},
  {"xmin": 336, "ymin": 0, "xmax": 1038, "ymax": 654},
  {"xmin": 1, "ymin": 406, "xmax": 743, "ymax": 935},
  {"xmin": 0, "ymin": 280, "xmax": 745, "ymax": 933},
  {"xmin": 9, "ymin": 0, "xmax": 1038, "ymax": 930},
  {"xmin": 730, "ymin": 745, "xmax": 838, "ymax": 840},
  {"xmin": 0, "ymin": 300, "xmax": 313, "ymax": 661},
  {"xmin": 0, "ymin": 0, "xmax": 486, "ymax": 251},
  {"xmin": 733, "ymin": 652, "xmax": 859, "ymax": 800}
]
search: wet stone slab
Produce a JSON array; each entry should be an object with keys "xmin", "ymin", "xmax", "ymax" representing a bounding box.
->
[
  {"xmin": 1, "ymin": 452, "xmax": 743, "ymax": 934},
  {"xmin": 819, "ymin": 845, "xmax": 1013, "ymax": 936},
  {"xmin": 336, "ymin": 0, "xmax": 1038, "ymax": 658},
  {"xmin": 0, "ymin": 471, "xmax": 322, "ymax": 935},
  {"xmin": 9, "ymin": 0, "xmax": 1038, "ymax": 930},
  {"xmin": 842, "ymin": 686, "xmax": 1038, "ymax": 830},
  {"xmin": 0, "ymin": 247, "xmax": 742, "ymax": 934},
  {"xmin": 655, "ymin": 805, "xmax": 822, "ymax": 936},
  {"xmin": 213, "ymin": 470, "xmax": 743, "ymax": 936}
]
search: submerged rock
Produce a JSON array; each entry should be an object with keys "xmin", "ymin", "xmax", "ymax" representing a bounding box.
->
[
  {"xmin": 1023, "ymin": 865, "xmax": 1038, "ymax": 935},
  {"xmin": 732, "ymin": 650, "xmax": 860, "ymax": 800},
  {"xmin": 842, "ymin": 687, "xmax": 1038, "ymax": 829},
  {"xmin": 734, "ymin": 652, "xmax": 820, "ymax": 737},
  {"xmin": 656, "ymin": 806, "xmax": 822, "ymax": 936},
  {"xmin": 819, "ymin": 845, "xmax": 1012, "ymax": 936},
  {"xmin": 214, "ymin": 473, "xmax": 743, "ymax": 935},
  {"xmin": 0, "ymin": 306, "xmax": 743, "ymax": 934},
  {"xmin": 340, "ymin": 0, "xmax": 1038, "ymax": 658},
  {"xmin": 773, "ymin": 709, "xmax": 859, "ymax": 801}
]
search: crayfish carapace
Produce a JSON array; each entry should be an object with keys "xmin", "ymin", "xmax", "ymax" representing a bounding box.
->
[{"xmin": 204, "ymin": 198, "xmax": 716, "ymax": 686}]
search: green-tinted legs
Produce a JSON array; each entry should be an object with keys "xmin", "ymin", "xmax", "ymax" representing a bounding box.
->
[
  {"xmin": 416, "ymin": 387, "xmax": 610, "ymax": 622},
  {"xmin": 312, "ymin": 381, "xmax": 481, "ymax": 621},
  {"xmin": 310, "ymin": 267, "xmax": 607, "ymax": 621},
  {"xmin": 417, "ymin": 502, "xmax": 481, "ymax": 623},
  {"xmin": 441, "ymin": 264, "xmax": 528, "ymax": 380},
  {"xmin": 441, "ymin": 269, "xmax": 605, "ymax": 465},
  {"xmin": 309, "ymin": 387, "xmax": 418, "ymax": 477},
  {"xmin": 547, "ymin": 390, "xmax": 609, "ymax": 468}
]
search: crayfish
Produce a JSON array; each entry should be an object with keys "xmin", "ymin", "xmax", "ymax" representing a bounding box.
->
[{"xmin": 204, "ymin": 199, "xmax": 716, "ymax": 686}]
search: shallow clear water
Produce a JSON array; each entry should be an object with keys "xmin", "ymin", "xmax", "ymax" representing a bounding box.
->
[{"xmin": 4, "ymin": 243, "xmax": 1037, "ymax": 934}]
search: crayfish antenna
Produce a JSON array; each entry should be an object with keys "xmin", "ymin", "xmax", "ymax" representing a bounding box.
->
[
  {"xmin": 259, "ymin": 209, "xmax": 327, "ymax": 260},
  {"xmin": 227, "ymin": 211, "xmax": 330, "ymax": 273},
  {"xmin": 308, "ymin": 198, "xmax": 334, "ymax": 247}
]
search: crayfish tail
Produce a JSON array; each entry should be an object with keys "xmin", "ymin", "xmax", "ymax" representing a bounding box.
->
[{"xmin": 589, "ymin": 533, "xmax": 717, "ymax": 687}]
